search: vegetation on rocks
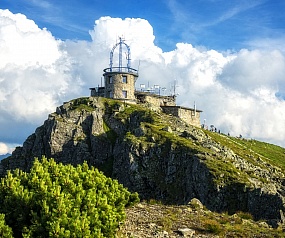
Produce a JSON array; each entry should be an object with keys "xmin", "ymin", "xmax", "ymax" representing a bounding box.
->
[
  {"xmin": 205, "ymin": 130, "xmax": 285, "ymax": 171},
  {"xmin": 103, "ymin": 97, "xmax": 285, "ymax": 187}
]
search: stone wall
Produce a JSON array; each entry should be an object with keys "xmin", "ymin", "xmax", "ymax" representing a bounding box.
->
[
  {"xmin": 135, "ymin": 92, "xmax": 176, "ymax": 107},
  {"xmin": 104, "ymin": 72, "xmax": 137, "ymax": 102},
  {"xmin": 89, "ymin": 87, "xmax": 105, "ymax": 97},
  {"xmin": 162, "ymin": 106, "xmax": 202, "ymax": 128}
]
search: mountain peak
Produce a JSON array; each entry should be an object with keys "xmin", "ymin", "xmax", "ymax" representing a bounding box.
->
[{"xmin": 1, "ymin": 96, "xmax": 285, "ymax": 227}]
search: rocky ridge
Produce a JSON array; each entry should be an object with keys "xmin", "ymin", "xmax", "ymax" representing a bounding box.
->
[{"xmin": 1, "ymin": 96, "xmax": 285, "ymax": 227}]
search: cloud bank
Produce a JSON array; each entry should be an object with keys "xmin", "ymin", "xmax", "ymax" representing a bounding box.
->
[
  {"xmin": 0, "ymin": 9, "xmax": 83, "ymax": 150},
  {"xmin": 1, "ymin": 11, "xmax": 285, "ymax": 154}
]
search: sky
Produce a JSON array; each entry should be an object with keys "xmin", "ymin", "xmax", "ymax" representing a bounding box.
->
[{"xmin": 1, "ymin": 0, "xmax": 285, "ymax": 155}]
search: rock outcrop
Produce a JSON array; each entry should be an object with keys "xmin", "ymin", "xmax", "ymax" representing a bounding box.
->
[{"xmin": 1, "ymin": 96, "xmax": 285, "ymax": 227}]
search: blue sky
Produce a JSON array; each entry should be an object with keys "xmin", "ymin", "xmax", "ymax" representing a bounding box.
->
[
  {"xmin": 2, "ymin": 0, "xmax": 285, "ymax": 52},
  {"xmin": 1, "ymin": 0, "xmax": 285, "ymax": 155}
]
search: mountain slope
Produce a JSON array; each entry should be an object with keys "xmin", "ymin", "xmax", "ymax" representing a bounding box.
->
[
  {"xmin": 1, "ymin": 96, "xmax": 285, "ymax": 227},
  {"xmin": 0, "ymin": 154, "xmax": 10, "ymax": 161}
]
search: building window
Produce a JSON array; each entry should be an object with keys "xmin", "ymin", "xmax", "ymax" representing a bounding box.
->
[
  {"xmin": 109, "ymin": 76, "xmax": 113, "ymax": 84},
  {"xmin": 109, "ymin": 91, "xmax": 113, "ymax": 98},
  {"xmin": 122, "ymin": 75, "xmax": 127, "ymax": 83},
  {"xmin": 122, "ymin": 90, "xmax": 127, "ymax": 98}
]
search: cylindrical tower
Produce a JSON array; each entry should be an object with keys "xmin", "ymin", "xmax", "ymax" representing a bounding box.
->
[{"xmin": 103, "ymin": 37, "xmax": 138, "ymax": 103}]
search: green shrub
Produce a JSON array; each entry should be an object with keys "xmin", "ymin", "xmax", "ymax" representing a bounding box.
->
[
  {"xmin": 146, "ymin": 199, "xmax": 162, "ymax": 205},
  {"xmin": 159, "ymin": 216, "xmax": 173, "ymax": 231},
  {"xmin": 237, "ymin": 211, "xmax": 254, "ymax": 220},
  {"xmin": 204, "ymin": 219, "xmax": 222, "ymax": 234},
  {"xmin": 0, "ymin": 214, "xmax": 13, "ymax": 238},
  {"xmin": 0, "ymin": 157, "xmax": 139, "ymax": 237},
  {"xmin": 219, "ymin": 215, "xmax": 230, "ymax": 224}
]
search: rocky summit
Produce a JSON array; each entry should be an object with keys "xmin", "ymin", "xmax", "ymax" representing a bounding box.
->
[{"xmin": 1, "ymin": 96, "xmax": 285, "ymax": 227}]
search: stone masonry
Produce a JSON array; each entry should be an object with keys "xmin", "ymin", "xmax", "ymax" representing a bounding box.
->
[{"xmin": 162, "ymin": 105, "xmax": 202, "ymax": 128}]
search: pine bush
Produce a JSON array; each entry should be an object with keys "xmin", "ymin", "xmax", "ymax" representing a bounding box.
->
[
  {"xmin": 0, "ymin": 157, "xmax": 139, "ymax": 237},
  {"xmin": 0, "ymin": 214, "xmax": 13, "ymax": 237}
]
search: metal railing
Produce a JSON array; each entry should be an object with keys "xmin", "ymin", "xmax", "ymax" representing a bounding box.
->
[{"xmin": 103, "ymin": 67, "xmax": 138, "ymax": 74}]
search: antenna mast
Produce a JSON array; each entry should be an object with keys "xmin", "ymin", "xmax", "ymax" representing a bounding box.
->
[
  {"xmin": 109, "ymin": 37, "xmax": 131, "ymax": 72},
  {"xmin": 119, "ymin": 37, "xmax": 123, "ymax": 71},
  {"xmin": 172, "ymin": 79, "xmax": 179, "ymax": 96},
  {"xmin": 173, "ymin": 79, "xmax": 176, "ymax": 96}
]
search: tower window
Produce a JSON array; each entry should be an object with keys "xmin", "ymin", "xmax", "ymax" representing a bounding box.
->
[
  {"xmin": 122, "ymin": 90, "xmax": 127, "ymax": 98},
  {"xmin": 109, "ymin": 91, "xmax": 113, "ymax": 98},
  {"xmin": 109, "ymin": 76, "xmax": 113, "ymax": 83},
  {"xmin": 122, "ymin": 76, "xmax": 127, "ymax": 83}
]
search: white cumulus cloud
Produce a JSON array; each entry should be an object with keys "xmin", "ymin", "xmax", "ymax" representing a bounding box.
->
[
  {"xmin": 0, "ymin": 9, "xmax": 84, "ymax": 153},
  {"xmin": 1, "ymin": 11, "xmax": 285, "ymax": 154},
  {"xmin": 0, "ymin": 142, "xmax": 10, "ymax": 154}
]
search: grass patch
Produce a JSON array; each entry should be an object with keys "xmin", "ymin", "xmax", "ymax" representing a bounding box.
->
[
  {"xmin": 236, "ymin": 211, "xmax": 254, "ymax": 220},
  {"xmin": 103, "ymin": 120, "xmax": 118, "ymax": 145},
  {"xmin": 204, "ymin": 130, "xmax": 285, "ymax": 172},
  {"xmin": 231, "ymin": 138, "xmax": 285, "ymax": 169},
  {"xmin": 69, "ymin": 97, "xmax": 94, "ymax": 112},
  {"xmin": 205, "ymin": 157, "xmax": 250, "ymax": 186},
  {"xmin": 159, "ymin": 216, "xmax": 173, "ymax": 232},
  {"xmin": 146, "ymin": 199, "xmax": 163, "ymax": 205},
  {"xmin": 203, "ymin": 219, "xmax": 222, "ymax": 234}
]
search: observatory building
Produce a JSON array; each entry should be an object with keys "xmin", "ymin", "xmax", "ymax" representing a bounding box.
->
[
  {"xmin": 90, "ymin": 37, "xmax": 202, "ymax": 128},
  {"xmin": 103, "ymin": 37, "xmax": 138, "ymax": 103},
  {"xmin": 90, "ymin": 37, "xmax": 138, "ymax": 103}
]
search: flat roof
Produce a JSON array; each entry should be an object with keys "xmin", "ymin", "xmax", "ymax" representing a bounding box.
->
[
  {"xmin": 135, "ymin": 91, "xmax": 175, "ymax": 99},
  {"xmin": 161, "ymin": 105, "xmax": 202, "ymax": 112}
]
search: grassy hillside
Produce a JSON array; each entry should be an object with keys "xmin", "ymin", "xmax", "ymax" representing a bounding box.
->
[{"xmin": 204, "ymin": 130, "xmax": 285, "ymax": 170}]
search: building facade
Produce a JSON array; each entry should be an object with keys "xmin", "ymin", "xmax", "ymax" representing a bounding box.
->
[
  {"xmin": 103, "ymin": 69, "xmax": 138, "ymax": 103},
  {"xmin": 161, "ymin": 106, "xmax": 202, "ymax": 128}
]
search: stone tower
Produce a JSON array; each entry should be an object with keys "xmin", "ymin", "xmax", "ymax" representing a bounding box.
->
[{"xmin": 103, "ymin": 37, "xmax": 138, "ymax": 103}]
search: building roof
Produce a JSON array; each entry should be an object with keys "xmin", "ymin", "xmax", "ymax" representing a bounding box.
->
[
  {"xmin": 135, "ymin": 91, "xmax": 175, "ymax": 100},
  {"xmin": 161, "ymin": 105, "xmax": 203, "ymax": 112}
]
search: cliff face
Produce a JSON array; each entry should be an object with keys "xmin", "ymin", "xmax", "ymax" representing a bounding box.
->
[{"xmin": 1, "ymin": 97, "xmax": 285, "ymax": 226}]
